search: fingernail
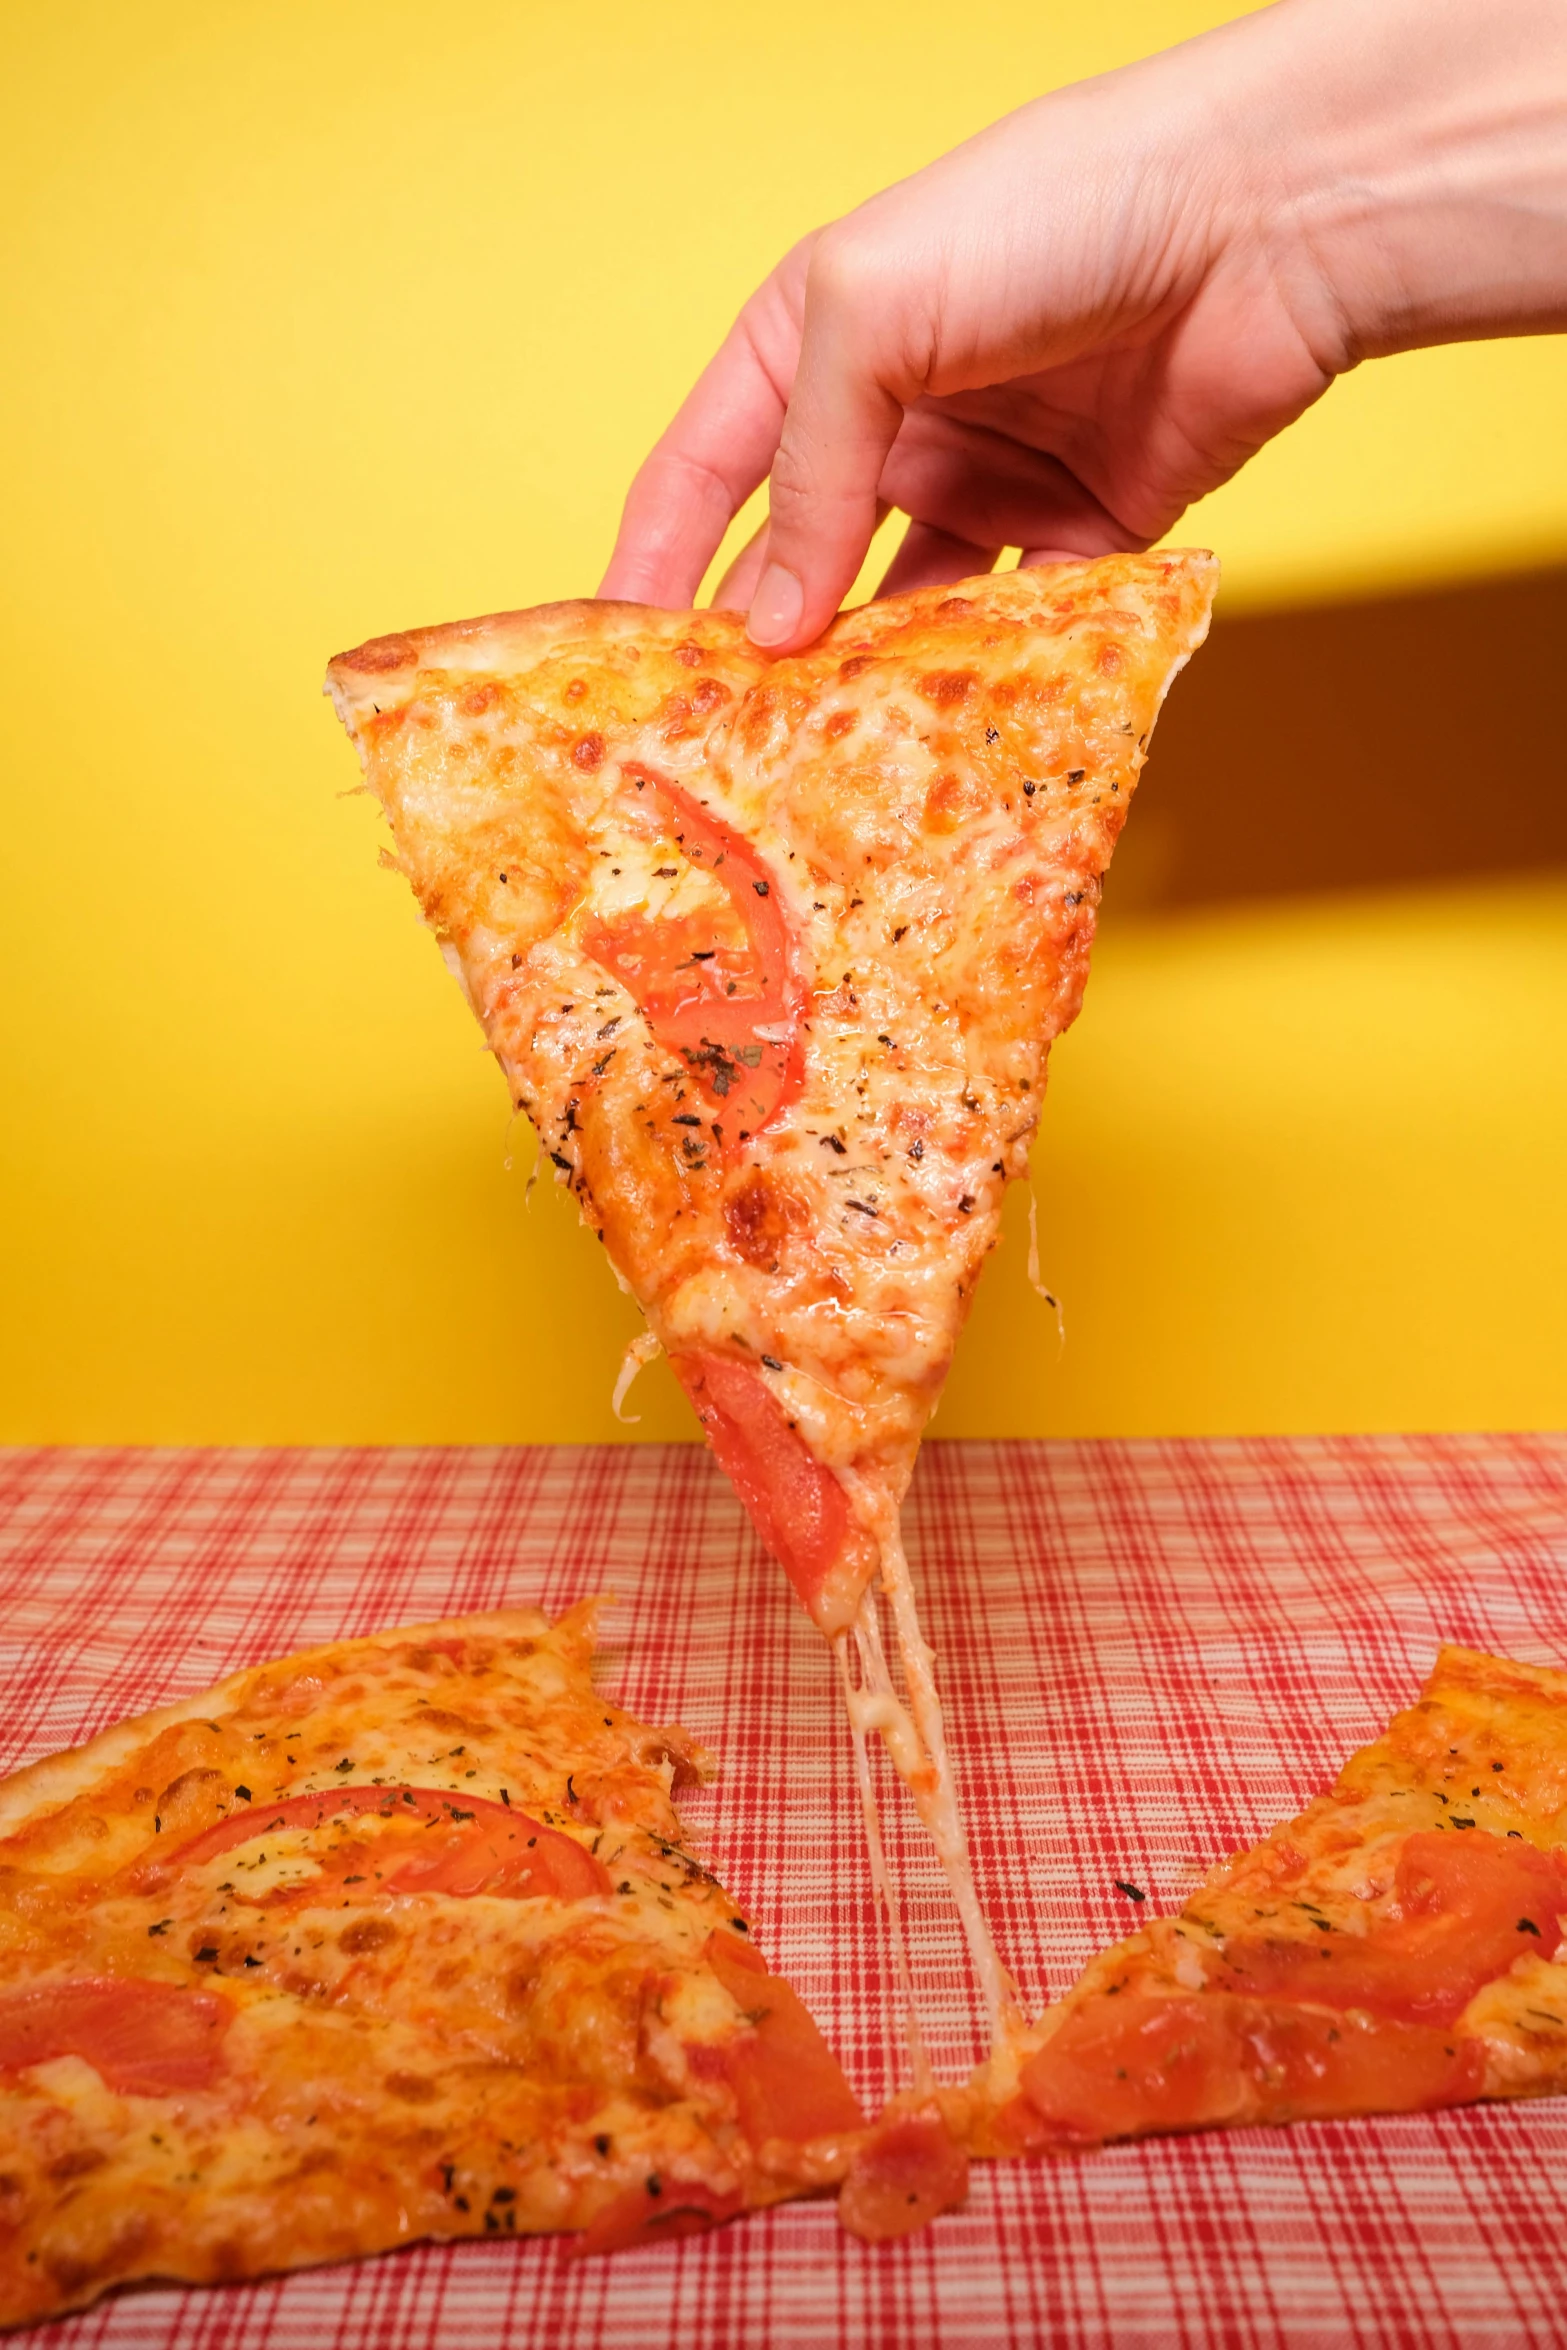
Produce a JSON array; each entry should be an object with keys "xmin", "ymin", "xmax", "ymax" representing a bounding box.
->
[{"xmin": 747, "ymin": 563, "xmax": 803, "ymax": 648}]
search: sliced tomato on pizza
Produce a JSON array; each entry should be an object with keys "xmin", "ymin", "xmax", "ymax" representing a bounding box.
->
[
  {"xmin": 0, "ymin": 1605, "xmax": 872, "ymax": 2327},
  {"xmin": 326, "ymin": 556, "xmax": 1215, "ymax": 1640},
  {"xmin": 978, "ymin": 1644, "xmax": 1567, "ymax": 2155}
]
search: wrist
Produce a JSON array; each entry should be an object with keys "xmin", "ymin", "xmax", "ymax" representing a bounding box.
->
[{"xmin": 1244, "ymin": 0, "xmax": 1567, "ymax": 367}]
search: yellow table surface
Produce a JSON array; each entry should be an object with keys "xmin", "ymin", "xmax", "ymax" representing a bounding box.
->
[{"xmin": 3, "ymin": 0, "xmax": 1565, "ymax": 1444}]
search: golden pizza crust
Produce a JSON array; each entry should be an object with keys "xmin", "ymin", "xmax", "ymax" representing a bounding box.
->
[{"xmin": 0, "ymin": 1607, "xmax": 559, "ymax": 1841}]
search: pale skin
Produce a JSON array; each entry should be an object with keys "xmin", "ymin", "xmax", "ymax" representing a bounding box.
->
[{"xmin": 600, "ymin": 0, "xmax": 1567, "ymax": 652}]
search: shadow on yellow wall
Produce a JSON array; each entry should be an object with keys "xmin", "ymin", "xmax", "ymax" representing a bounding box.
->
[
  {"xmin": 1118, "ymin": 567, "xmax": 1567, "ymax": 914},
  {"xmin": 936, "ymin": 563, "xmax": 1567, "ymax": 1442},
  {"xmin": 1, "ymin": 0, "xmax": 1564, "ymax": 1445}
]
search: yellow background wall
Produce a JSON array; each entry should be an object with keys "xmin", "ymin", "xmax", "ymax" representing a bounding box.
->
[{"xmin": 3, "ymin": 0, "xmax": 1565, "ymax": 1446}]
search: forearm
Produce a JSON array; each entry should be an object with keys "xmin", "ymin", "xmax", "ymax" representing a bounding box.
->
[{"xmin": 1247, "ymin": 0, "xmax": 1567, "ymax": 364}]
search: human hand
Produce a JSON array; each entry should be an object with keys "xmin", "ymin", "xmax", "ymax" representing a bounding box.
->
[{"xmin": 600, "ymin": 0, "xmax": 1567, "ymax": 651}]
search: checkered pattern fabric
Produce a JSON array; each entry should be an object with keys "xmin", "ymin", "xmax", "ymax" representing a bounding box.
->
[{"xmin": 4, "ymin": 1435, "xmax": 1567, "ymax": 2348}]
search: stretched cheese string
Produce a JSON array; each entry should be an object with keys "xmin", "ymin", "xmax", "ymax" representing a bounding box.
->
[
  {"xmin": 833, "ymin": 1634, "xmax": 935, "ymax": 2102},
  {"xmin": 874, "ymin": 1525, "xmax": 1024, "ymax": 2051},
  {"xmin": 610, "ymin": 1330, "xmax": 662, "ymax": 1424},
  {"xmin": 837, "ymin": 1519, "xmax": 1023, "ymax": 2066},
  {"xmin": 1027, "ymin": 1187, "xmax": 1066, "ymax": 1349}
]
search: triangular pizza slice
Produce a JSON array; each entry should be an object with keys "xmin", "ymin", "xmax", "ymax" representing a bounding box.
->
[
  {"xmin": 327, "ymin": 555, "xmax": 1216, "ymax": 2050},
  {"xmin": 975, "ymin": 1644, "xmax": 1567, "ymax": 2154},
  {"xmin": 327, "ymin": 554, "xmax": 1214, "ymax": 1640}
]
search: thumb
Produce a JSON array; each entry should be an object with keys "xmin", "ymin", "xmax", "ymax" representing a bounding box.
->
[{"xmin": 748, "ymin": 233, "xmax": 910, "ymax": 651}]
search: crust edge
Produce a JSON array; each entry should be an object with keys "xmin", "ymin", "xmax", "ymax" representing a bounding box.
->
[
  {"xmin": 1425, "ymin": 1640, "xmax": 1567, "ymax": 1708},
  {"xmin": 323, "ymin": 550, "xmax": 1219, "ymax": 728},
  {"xmin": 0, "ymin": 1603, "xmax": 595, "ymax": 1841}
]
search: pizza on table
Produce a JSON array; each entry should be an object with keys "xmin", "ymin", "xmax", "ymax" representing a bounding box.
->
[
  {"xmin": 983, "ymin": 1643, "xmax": 1567, "ymax": 2151},
  {"xmin": 2, "ymin": 1615, "xmax": 1566, "ymax": 2326},
  {"xmin": 324, "ymin": 555, "xmax": 1217, "ymax": 2038},
  {"xmin": 0, "ymin": 1608, "xmax": 875, "ymax": 2327},
  {"xmin": 4, "ymin": 561, "xmax": 1565, "ymax": 2324}
]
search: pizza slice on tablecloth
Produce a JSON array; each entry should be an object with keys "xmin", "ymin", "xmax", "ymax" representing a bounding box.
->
[
  {"xmin": 6, "ymin": 1626, "xmax": 1567, "ymax": 2328},
  {"xmin": 0, "ymin": 1606, "xmax": 884, "ymax": 2329},
  {"xmin": 326, "ymin": 557, "xmax": 1216, "ymax": 2045},
  {"xmin": 974, "ymin": 1645, "xmax": 1567, "ymax": 2154}
]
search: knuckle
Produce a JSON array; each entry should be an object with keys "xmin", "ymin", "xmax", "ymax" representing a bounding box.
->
[
  {"xmin": 806, "ymin": 222, "xmax": 893, "ymax": 317},
  {"xmin": 769, "ymin": 434, "xmax": 867, "ymax": 529},
  {"xmin": 766, "ymin": 436, "xmax": 819, "ymax": 514}
]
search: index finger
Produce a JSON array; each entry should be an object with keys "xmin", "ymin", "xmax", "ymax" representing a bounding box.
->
[{"xmin": 599, "ymin": 276, "xmax": 802, "ymax": 608}]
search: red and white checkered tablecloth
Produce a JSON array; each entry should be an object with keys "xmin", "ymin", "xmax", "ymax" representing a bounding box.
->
[{"xmin": 4, "ymin": 1434, "xmax": 1567, "ymax": 2349}]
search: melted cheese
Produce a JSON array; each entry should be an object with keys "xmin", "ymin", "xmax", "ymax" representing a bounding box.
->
[
  {"xmin": 0, "ymin": 1608, "xmax": 865, "ymax": 2325},
  {"xmin": 328, "ymin": 557, "xmax": 1217, "ymax": 1642},
  {"xmin": 326, "ymin": 556, "xmax": 1218, "ymax": 2090},
  {"xmin": 835, "ymin": 1635, "xmax": 935, "ymax": 2102},
  {"xmin": 968, "ymin": 1643, "xmax": 1567, "ymax": 2156},
  {"xmin": 838, "ymin": 1519, "xmax": 1022, "ymax": 2077}
]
